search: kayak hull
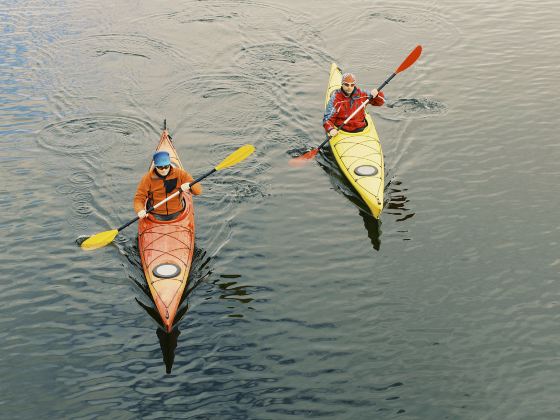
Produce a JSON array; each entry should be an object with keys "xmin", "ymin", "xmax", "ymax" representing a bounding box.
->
[
  {"xmin": 325, "ymin": 63, "xmax": 384, "ymax": 218},
  {"xmin": 138, "ymin": 130, "xmax": 195, "ymax": 332}
]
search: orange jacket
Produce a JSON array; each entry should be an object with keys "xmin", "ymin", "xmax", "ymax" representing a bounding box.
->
[{"xmin": 133, "ymin": 167, "xmax": 202, "ymax": 215}]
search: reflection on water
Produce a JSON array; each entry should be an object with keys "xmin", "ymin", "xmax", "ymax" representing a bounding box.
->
[
  {"xmin": 385, "ymin": 178, "xmax": 415, "ymax": 223},
  {"xmin": 5, "ymin": 0, "xmax": 559, "ymax": 416},
  {"xmin": 214, "ymin": 274, "xmax": 256, "ymax": 318},
  {"xmin": 382, "ymin": 97, "xmax": 448, "ymax": 121},
  {"xmin": 135, "ymin": 297, "xmax": 182, "ymax": 374},
  {"xmin": 317, "ymin": 148, "xmax": 383, "ymax": 250},
  {"xmin": 156, "ymin": 327, "xmax": 180, "ymax": 375},
  {"xmin": 124, "ymin": 243, "xmax": 212, "ymax": 373},
  {"xmin": 316, "ymin": 144, "xmax": 416, "ymax": 248},
  {"xmin": 132, "ymin": 253, "xmax": 255, "ymax": 373},
  {"xmin": 359, "ymin": 210, "xmax": 382, "ymax": 251}
]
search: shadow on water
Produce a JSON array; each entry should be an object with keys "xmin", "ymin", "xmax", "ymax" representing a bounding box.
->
[
  {"xmin": 135, "ymin": 297, "xmax": 182, "ymax": 374},
  {"xmin": 124, "ymin": 242, "xmax": 213, "ymax": 373},
  {"xmin": 315, "ymin": 145, "xmax": 415, "ymax": 246},
  {"xmin": 384, "ymin": 177, "xmax": 414, "ymax": 223},
  {"xmin": 156, "ymin": 327, "xmax": 180, "ymax": 374},
  {"xmin": 317, "ymin": 147, "xmax": 382, "ymax": 251},
  {"xmin": 212, "ymin": 274, "xmax": 257, "ymax": 318}
]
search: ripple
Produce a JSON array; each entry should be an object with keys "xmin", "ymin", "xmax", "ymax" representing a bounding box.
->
[
  {"xmin": 37, "ymin": 116, "xmax": 158, "ymax": 234},
  {"xmin": 161, "ymin": 72, "xmax": 273, "ymax": 102},
  {"xmin": 205, "ymin": 142, "xmax": 268, "ymax": 191},
  {"xmin": 385, "ymin": 178, "xmax": 415, "ymax": 224},
  {"xmin": 383, "ymin": 97, "xmax": 448, "ymax": 121},
  {"xmin": 6, "ymin": 1, "xmax": 560, "ymax": 419},
  {"xmin": 229, "ymin": 178, "xmax": 269, "ymax": 203},
  {"xmin": 131, "ymin": 0, "xmax": 315, "ymax": 30},
  {"xmin": 37, "ymin": 115, "xmax": 154, "ymax": 157},
  {"xmin": 55, "ymin": 184, "xmax": 77, "ymax": 195},
  {"xmin": 158, "ymin": 72, "xmax": 280, "ymax": 136},
  {"xmin": 71, "ymin": 191, "xmax": 94, "ymax": 217},
  {"xmin": 68, "ymin": 171, "xmax": 95, "ymax": 186},
  {"xmin": 94, "ymin": 49, "xmax": 150, "ymax": 60},
  {"xmin": 133, "ymin": 8, "xmax": 239, "ymax": 24},
  {"xmin": 68, "ymin": 33, "xmax": 188, "ymax": 65},
  {"xmin": 324, "ymin": 5, "xmax": 461, "ymax": 50},
  {"xmin": 286, "ymin": 147, "xmax": 312, "ymax": 158},
  {"xmin": 240, "ymin": 41, "xmax": 324, "ymax": 66}
]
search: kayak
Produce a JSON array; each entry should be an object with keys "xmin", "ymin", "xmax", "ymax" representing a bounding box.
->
[
  {"xmin": 325, "ymin": 63, "xmax": 384, "ymax": 219},
  {"xmin": 138, "ymin": 129, "xmax": 195, "ymax": 332}
]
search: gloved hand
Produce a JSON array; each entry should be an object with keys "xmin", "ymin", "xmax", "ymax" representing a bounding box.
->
[
  {"xmin": 329, "ymin": 128, "xmax": 338, "ymax": 137},
  {"xmin": 370, "ymin": 88, "xmax": 379, "ymax": 98},
  {"xmin": 180, "ymin": 182, "xmax": 190, "ymax": 192},
  {"xmin": 137, "ymin": 209, "xmax": 147, "ymax": 219}
]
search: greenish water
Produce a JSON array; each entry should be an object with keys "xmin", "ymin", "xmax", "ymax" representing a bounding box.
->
[{"xmin": 1, "ymin": 0, "xmax": 559, "ymax": 418}]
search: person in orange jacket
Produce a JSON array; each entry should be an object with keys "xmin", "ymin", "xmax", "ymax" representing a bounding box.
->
[
  {"xmin": 323, "ymin": 72, "xmax": 385, "ymax": 137},
  {"xmin": 134, "ymin": 151, "xmax": 202, "ymax": 221}
]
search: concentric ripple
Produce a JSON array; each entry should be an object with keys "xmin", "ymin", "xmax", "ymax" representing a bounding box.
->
[
  {"xmin": 383, "ymin": 97, "xmax": 448, "ymax": 121},
  {"xmin": 37, "ymin": 115, "xmax": 154, "ymax": 157}
]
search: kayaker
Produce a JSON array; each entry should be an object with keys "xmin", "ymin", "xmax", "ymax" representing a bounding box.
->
[
  {"xmin": 134, "ymin": 151, "xmax": 202, "ymax": 221},
  {"xmin": 323, "ymin": 72, "xmax": 385, "ymax": 137}
]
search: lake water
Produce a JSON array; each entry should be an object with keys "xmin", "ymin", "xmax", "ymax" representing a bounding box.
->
[{"xmin": 1, "ymin": 0, "xmax": 559, "ymax": 418}]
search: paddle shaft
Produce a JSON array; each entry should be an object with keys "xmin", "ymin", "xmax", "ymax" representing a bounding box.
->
[
  {"xmin": 378, "ymin": 72, "xmax": 396, "ymax": 91},
  {"xmin": 116, "ymin": 168, "xmax": 217, "ymax": 232}
]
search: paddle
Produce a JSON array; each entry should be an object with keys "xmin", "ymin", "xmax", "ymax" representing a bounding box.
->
[
  {"xmin": 81, "ymin": 144, "xmax": 255, "ymax": 250},
  {"xmin": 289, "ymin": 45, "xmax": 423, "ymax": 166}
]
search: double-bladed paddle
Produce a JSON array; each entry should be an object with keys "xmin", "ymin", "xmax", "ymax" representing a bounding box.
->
[
  {"xmin": 81, "ymin": 144, "xmax": 255, "ymax": 250},
  {"xmin": 289, "ymin": 45, "xmax": 423, "ymax": 167}
]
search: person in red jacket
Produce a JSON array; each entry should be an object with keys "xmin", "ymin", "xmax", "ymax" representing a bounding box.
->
[
  {"xmin": 134, "ymin": 151, "xmax": 202, "ymax": 221},
  {"xmin": 323, "ymin": 72, "xmax": 385, "ymax": 137}
]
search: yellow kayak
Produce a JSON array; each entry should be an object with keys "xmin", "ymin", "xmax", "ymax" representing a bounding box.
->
[{"xmin": 325, "ymin": 63, "xmax": 384, "ymax": 219}]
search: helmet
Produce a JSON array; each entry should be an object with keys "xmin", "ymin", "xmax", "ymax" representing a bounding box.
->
[
  {"xmin": 342, "ymin": 73, "xmax": 356, "ymax": 84},
  {"xmin": 153, "ymin": 151, "xmax": 171, "ymax": 167}
]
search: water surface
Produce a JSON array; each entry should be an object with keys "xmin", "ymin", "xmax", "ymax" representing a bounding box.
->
[{"xmin": 1, "ymin": 0, "xmax": 560, "ymax": 418}]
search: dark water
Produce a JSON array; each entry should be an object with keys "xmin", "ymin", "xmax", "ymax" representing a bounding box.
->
[{"xmin": 1, "ymin": 0, "xmax": 560, "ymax": 418}]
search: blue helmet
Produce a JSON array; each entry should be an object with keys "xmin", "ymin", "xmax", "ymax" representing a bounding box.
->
[{"xmin": 153, "ymin": 151, "xmax": 171, "ymax": 167}]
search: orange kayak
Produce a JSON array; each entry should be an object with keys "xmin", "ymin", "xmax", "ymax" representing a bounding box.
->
[{"xmin": 138, "ymin": 129, "xmax": 195, "ymax": 332}]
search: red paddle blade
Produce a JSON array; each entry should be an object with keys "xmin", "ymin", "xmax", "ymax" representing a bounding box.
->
[
  {"xmin": 396, "ymin": 45, "xmax": 422, "ymax": 74},
  {"xmin": 288, "ymin": 148, "xmax": 319, "ymax": 167}
]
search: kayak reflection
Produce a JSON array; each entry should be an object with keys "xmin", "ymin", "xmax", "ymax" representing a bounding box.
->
[
  {"xmin": 317, "ymin": 148, "xmax": 382, "ymax": 251},
  {"xmin": 156, "ymin": 327, "xmax": 180, "ymax": 375},
  {"xmin": 135, "ymin": 297, "xmax": 181, "ymax": 374},
  {"xmin": 213, "ymin": 274, "xmax": 256, "ymax": 318},
  {"xmin": 125, "ymin": 244, "xmax": 211, "ymax": 373},
  {"xmin": 317, "ymin": 148, "xmax": 415, "ymax": 248},
  {"xmin": 384, "ymin": 177, "xmax": 415, "ymax": 223}
]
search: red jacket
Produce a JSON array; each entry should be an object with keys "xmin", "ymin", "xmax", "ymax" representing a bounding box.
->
[{"xmin": 323, "ymin": 87, "xmax": 385, "ymax": 133}]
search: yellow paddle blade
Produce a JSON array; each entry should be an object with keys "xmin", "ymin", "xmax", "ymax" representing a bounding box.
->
[
  {"xmin": 81, "ymin": 229, "xmax": 119, "ymax": 250},
  {"xmin": 215, "ymin": 144, "xmax": 255, "ymax": 171}
]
